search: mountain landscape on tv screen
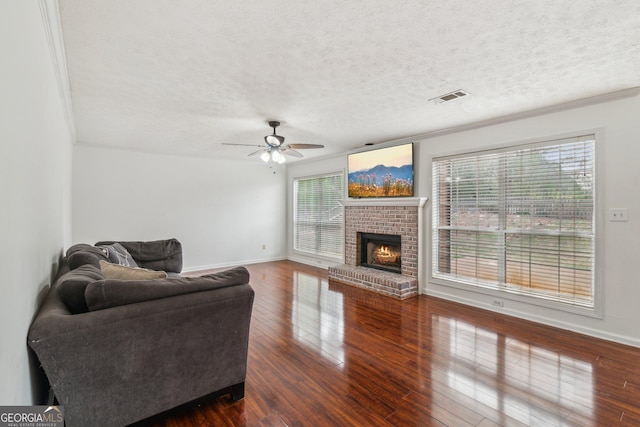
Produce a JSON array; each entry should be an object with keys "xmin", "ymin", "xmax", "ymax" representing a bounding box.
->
[{"xmin": 348, "ymin": 164, "xmax": 413, "ymax": 198}]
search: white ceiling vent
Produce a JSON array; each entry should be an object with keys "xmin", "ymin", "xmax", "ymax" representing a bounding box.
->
[{"xmin": 429, "ymin": 90, "xmax": 471, "ymax": 104}]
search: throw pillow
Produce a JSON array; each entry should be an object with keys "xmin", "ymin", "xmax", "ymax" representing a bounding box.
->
[
  {"xmin": 99, "ymin": 260, "xmax": 167, "ymax": 280},
  {"xmin": 57, "ymin": 264, "xmax": 105, "ymax": 313},
  {"xmin": 97, "ymin": 243, "xmax": 139, "ymax": 268}
]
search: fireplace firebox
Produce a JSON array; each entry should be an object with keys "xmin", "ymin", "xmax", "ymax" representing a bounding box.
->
[{"xmin": 359, "ymin": 233, "xmax": 401, "ymax": 273}]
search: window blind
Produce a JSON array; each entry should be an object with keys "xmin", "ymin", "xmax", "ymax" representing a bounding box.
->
[
  {"xmin": 294, "ymin": 173, "xmax": 344, "ymax": 260},
  {"xmin": 432, "ymin": 136, "xmax": 595, "ymax": 307}
]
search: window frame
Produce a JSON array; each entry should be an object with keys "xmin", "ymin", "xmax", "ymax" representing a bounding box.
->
[
  {"xmin": 429, "ymin": 130, "xmax": 603, "ymax": 318},
  {"xmin": 292, "ymin": 171, "xmax": 345, "ymax": 262}
]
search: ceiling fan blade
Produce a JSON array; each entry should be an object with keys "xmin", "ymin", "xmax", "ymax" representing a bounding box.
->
[
  {"xmin": 222, "ymin": 143, "xmax": 265, "ymax": 147},
  {"xmin": 282, "ymin": 148, "xmax": 304, "ymax": 158},
  {"xmin": 248, "ymin": 149, "xmax": 266, "ymax": 157},
  {"xmin": 287, "ymin": 143, "xmax": 324, "ymax": 149}
]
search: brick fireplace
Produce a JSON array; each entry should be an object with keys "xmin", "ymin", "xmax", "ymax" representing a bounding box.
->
[{"xmin": 328, "ymin": 198, "xmax": 427, "ymax": 299}]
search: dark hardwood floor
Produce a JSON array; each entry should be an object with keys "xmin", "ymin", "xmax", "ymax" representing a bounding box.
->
[{"xmin": 152, "ymin": 260, "xmax": 640, "ymax": 426}]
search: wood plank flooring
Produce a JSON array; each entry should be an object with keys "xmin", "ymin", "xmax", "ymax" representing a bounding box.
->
[{"xmin": 149, "ymin": 260, "xmax": 640, "ymax": 426}]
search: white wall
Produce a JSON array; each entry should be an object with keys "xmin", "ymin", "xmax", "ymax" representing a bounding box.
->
[
  {"xmin": 73, "ymin": 146, "xmax": 287, "ymax": 270},
  {"xmin": 288, "ymin": 91, "xmax": 640, "ymax": 347},
  {"xmin": 0, "ymin": 2, "xmax": 73, "ymax": 404}
]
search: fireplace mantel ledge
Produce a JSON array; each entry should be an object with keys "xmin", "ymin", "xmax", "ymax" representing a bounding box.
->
[{"xmin": 339, "ymin": 197, "xmax": 428, "ymax": 208}]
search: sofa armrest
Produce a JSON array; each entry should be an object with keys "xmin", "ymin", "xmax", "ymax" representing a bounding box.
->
[
  {"xmin": 95, "ymin": 238, "xmax": 182, "ymax": 273},
  {"xmin": 28, "ymin": 279, "xmax": 254, "ymax": 427}
]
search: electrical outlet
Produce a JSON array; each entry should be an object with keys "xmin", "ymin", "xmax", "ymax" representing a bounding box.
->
[
  {"xmin": 262, "ymin": 244, "xmax": 266, "ymax": 250},
  {"xmin": 609, "ymin": 208, "xmax": 628, "ymax": 222},
  {"xmin": 492, "ymin": 300, "xmax": 504, "ymax": 307}
]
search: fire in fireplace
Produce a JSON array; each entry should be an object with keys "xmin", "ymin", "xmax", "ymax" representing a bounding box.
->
[{"xmin": 360, "ymin": 233, "xmax": 401, "ymax": 273}]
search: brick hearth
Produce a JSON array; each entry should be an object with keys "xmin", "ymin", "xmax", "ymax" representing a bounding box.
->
[
  {"xmin": 328, "ymin": 198, "xmax": 427, "ymax": 299},
  {"xmin": 328, "ymin": 264, "xmax": 418, "ymax": 299}
]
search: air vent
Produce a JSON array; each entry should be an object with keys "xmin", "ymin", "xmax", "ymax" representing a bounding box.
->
[{"xmin": 429, "ymin": 89, "xmax": 470, "ymax": 104}]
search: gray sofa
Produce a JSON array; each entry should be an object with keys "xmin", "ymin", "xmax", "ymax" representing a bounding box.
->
[{"xmin": 28, "ymin": 239, "xmax": 254, "ymax": 427}]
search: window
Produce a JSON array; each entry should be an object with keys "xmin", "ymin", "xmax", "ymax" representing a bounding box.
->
[
  {"xmin": 432, "ymin": 135, "xmax": 596, "ymax": 309},
  {"xmin": 293, "ymin": 172, "xmax": 344, "ymax": 260}
]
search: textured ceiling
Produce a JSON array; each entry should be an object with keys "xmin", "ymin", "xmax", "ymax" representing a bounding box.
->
[{"xmin": 58, "ymin": 0, "xmax": 640, "ymax": 162}]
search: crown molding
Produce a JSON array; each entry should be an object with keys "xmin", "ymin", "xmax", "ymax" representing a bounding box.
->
[
  {"xmin": 294, "ymin": 87, "xmax": 640, "ymax": 167},
  {"xmin": 368, "ymin": 87, "xmax": 640, "ymax": 147},
  {"xmin": 38, "ymin": 0, "xmax": 76, "ymax": 142}
]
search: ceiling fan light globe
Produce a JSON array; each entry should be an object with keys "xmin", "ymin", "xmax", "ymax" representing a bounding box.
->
[
  {"xmin": 260, "ymin": 151, "xmax": 270, "ymax": 162},
  {"xmin": 277, "ymin": 155, "xmax": 286, "ymax": 164},
  {"xmin": 271, "ymin": 149, "xmax": 282, "ymax": 162},
  {"xmin": 265, "ymin": 135, "xmax": 284, "ymax": 146}
]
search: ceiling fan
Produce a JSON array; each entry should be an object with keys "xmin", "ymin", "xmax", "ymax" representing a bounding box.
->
[{"xmin": 223, "ymin": 121, "xmax": 324, "ymax": 164}]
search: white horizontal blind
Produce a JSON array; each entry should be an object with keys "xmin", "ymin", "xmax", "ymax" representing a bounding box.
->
[
  {"xmin": 294, "ymin": 173, "xmax": 344, "ymax": 260},
  {"xmin": 432, "ymin": 136, "xmax": 595, "ymax": 307}
]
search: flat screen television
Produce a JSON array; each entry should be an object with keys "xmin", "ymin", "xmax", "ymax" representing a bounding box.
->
[{"xmin": 347, "ymin": 143, "xmax": 414, "ymax": 198}]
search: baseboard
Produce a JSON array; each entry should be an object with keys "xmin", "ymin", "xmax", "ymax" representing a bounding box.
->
[
  {"xmin": 182, "ymin": 256, "xmax": 288, "ymax": 273},
  {"xmin": 424, "ymin": 289, "xmax": 640, "ymax": 349},
  {"xmin": 286, "ymin": 254, "xmax": 344, "ymax": 270}
]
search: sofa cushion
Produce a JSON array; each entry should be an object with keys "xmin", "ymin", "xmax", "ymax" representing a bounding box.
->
[
  {"xmin": 97, "ymin": 243, "xmax": 139, "ymax": 268},
  {"xmin": 96, "ymin": 239, "xmax": 183, "ymax": 273},
  {"xmin": 66, "ymin": 244, "xmax": 110, "ymax": 270},
  {"xmin": 86, "ymin": 266, "xmax": 250, "ymax": 311},
  {"xmin": 99, "ymin": 260, "xmax": 167, "ymax": 280},
  {"xmin": 56, "ymin": 264, "xmax": 105, "ymax": 313}
]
